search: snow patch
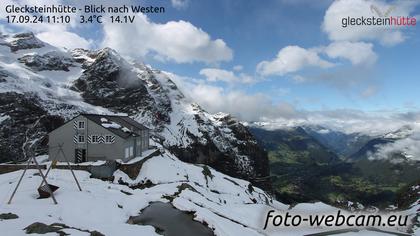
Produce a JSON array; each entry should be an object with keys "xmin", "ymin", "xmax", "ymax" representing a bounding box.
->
[
  {"xmin": 101, "ymin": 121, "xmax": 121, "ymax": 129},
  {"xmin": 0, "ymin": 114, "xmax": 10, "ymax": 123}
]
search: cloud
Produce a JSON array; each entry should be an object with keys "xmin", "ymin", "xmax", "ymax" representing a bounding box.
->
[
  {"xmin": 256, "ymin": 46, "xmax": 334, "ymax": 76},
  {"xmin": 102, "ymin": 14, "xmax": 233, "ymax": 64},
  {"xmin": 323, "ymin": 41, "xmax": 377, "ymax": 66},
  {"xmin": 256, "ymin": 41, "xmax": 377, "ymax": 78},
  {"xmin": 322, "ymin": 0, "xmax": 418, "ymax": 46},
  {"xmin": 233, "ymin": 65, "xmax": 243, "ymax": 71},
  {"xmin": 280, "ymin": 0, "xmax": 333, "ymax": 8},
  {"xmin": 258, "ymin": 109, "xmax": 420, "ymax": 137},
  {"xmin": 368, "ymin": 125, "xmax": 420, "ymax": 162},
  {"xmin": 169, "ymin": 71, "xmax": 420, "ymax": 142},
  {"xmin": 199, "ymin": 68, "xmax": 255, "ymax": 84},
  {"xmin": 171, "ymin": 0, "xmax": 189, "ymax": 9},
  {"xmin": 37, "ymin": 30, "xmax": 93, "ymax": 49},
  {"xmin": 190, "ymin": 86, "xmax": 297, "ymax": 121},
  {"xmin": 178, "ymin": 74, "xmax": 420, "ymax": 159},
  {"xmin": 0, "ymin": 0, "xmax": 93, "ymax": 49},
  {"xmin": 169, "ymin": 73, "xmax": 297, "ymax": 121},
  {"xmin": 296, "ymin": 65, "xmax": 379, "ymax": 96}
]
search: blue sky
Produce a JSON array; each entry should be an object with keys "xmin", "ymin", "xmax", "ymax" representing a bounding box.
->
[
  {"xmin": 1, "ymin": 0, "xmax": 420, "ymax": 122},
  {"xmin": 162, "ymin": 0, "xmax": 420, "ymax": 112}
]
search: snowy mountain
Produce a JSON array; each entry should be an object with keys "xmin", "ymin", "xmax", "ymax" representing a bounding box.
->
[
  {"xmin": 349, "ymin": 125, "xmax": 419, "ymax": 162},
  {"xmin": 0, "ymin": 32, "xmax": 269, "ymax": 190}
]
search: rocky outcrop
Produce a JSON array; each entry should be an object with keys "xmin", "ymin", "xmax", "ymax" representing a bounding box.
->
[
  {"xmin": 169, "ymin": 112, "xmax": 271, "ymax": 190},
  {"xmin": 18, "ymin": 51, "xmax": 75, "ymax": 71},
  {"xmin": 0, "ymin": 67, "xmax": 9, "ymax": 82},
  {"xmin": 9, "ymin": 32, "xmax": 44, "ymax": 52},
  {"xmin": 24, "ymin": 222, "xmax": 105, "ymax": 236},
  {"xmin": 71, "ymin": 48, "xmax": 171, "ymax": 128},
  {"xmin": 0, "ymin": 92, "xmax": 64, "ymax": 162}
]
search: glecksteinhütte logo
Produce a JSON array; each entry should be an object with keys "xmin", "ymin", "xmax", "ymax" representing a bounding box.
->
[{"xmin": 341, "ymin": 4, "xmax": 416, "ymax": 28}]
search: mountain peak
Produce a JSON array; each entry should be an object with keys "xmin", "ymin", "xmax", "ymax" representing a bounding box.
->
[{"xmin": 96, "ymin": 47, "xmax": 123, "ymax": 61}]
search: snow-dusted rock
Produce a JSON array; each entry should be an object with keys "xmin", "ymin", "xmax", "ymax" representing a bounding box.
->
[
  {"xmin": 7, "ymin": 32, "xmax": 45, "ymax": 52},
  {"xmin": 18, "ymin": 51, "xmax": 75, "ymax": 71}
]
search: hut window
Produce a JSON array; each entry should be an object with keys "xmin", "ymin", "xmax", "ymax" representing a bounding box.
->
[{"xmin": 78, "ymin": 121, "xmax": 85, "ymax": 129}]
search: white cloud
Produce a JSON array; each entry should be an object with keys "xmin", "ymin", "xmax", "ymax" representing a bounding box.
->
[
  {"xmin": 0, "ymin": 0, "xmax": 93, "ymax": 49},
  {"xmin": 170, "ymin": 72, "xmax": 420, "ymax": 139},
  {"xmin": 324, "ymin": 41, "xmax": 377, "ymax": 65},
  {"xmin": 102, "ymin": 14, "xmax": 233, "ymax": 64},
  {"xmin": 37, "ymin": 31, "xmax": 93, "ymax": 49},
  {"xmin": 190, "ymin": 86, "xmax": 297, "ymax": 121},
  {"xmin": 322, "ymin": 0, "xmax": 418, "ymax": 46},
  {"xmin": 256, "ymin": 0, "xmax": 399, "ymax": 81},
  {"xmin": 233, "ymin": 65, "xmax": 243, "ymax": 71},
  {"xmin": 0, "ymin": 25, "xmax": 11, "ymax": 35},
  {"xmin": 199, "ymin": 68, "xmax": 255, "ymax": 84},
  {"xmin": 256, "ymin": 41, "xmax": 377, "ymax": 80},
  {"xmin": 258, "ymin": 109, "xmax": 420, "ymax": 136},
  {"xmin": 169, "ymin": 73, "xmax": 297, "ymax": 121},
  {"xmin": 368, "ymin": 125, "xmax": 420, "ymax": 162},
  {"xmin": 256, "ymin": 46, "xmax": 334, "ymax": 76},
  {"xmin": 171, "ymin": 0, "xmax": 189, "ymax": 9}
]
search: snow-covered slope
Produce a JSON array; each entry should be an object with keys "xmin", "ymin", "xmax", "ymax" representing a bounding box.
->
[
  {"xmin": 0, "ymin": 150, "xmax": 275, "ymax": 236},
  {"xmin": 0, "ymin": 150, "xmax": 417, "ymax": 236},
  {"xmin": 0, "ymin": 32, "xmax": 269, "ymax": 189},
  {"xmin": 0, "ymin": 32, "xmax": 106, "ymax": 163}
]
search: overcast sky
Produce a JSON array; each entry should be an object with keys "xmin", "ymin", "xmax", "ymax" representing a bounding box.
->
[{"xmin": 1, "ymin": 0, "xmax": 420, "ymax": 131}]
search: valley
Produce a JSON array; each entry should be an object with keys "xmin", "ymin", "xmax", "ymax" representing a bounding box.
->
[{"xmin": 250, "ymin": 126, "xmax": 420, "ymax": 209}]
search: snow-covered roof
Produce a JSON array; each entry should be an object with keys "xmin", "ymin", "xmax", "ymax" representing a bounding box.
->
[{"xmin": 78, "ymin": 114, "xmax": 149, "ymax": 139}]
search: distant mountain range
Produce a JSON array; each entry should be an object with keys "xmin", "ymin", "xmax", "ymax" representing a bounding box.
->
[
  {"xmin": 302, "ymin": 125, "xmax": 372, "ymax": 158},
  {"xmin": 249, "ymin": 124, "xmax": 420, "ymax": 208}
]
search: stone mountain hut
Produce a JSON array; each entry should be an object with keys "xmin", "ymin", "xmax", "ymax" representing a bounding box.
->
[{"xmin": 48, "ymin": 114, "xmax": 150, "ymax": 163}]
